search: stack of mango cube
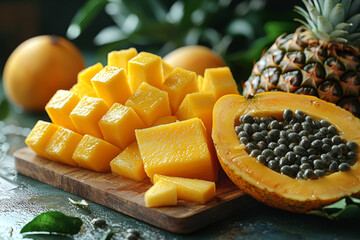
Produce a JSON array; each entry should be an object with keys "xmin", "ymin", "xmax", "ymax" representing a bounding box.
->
[{"xmin": 25, "ymin": 48, "xmax": 239, "ymax": 207}]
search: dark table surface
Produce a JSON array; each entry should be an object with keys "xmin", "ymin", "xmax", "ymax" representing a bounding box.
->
[{"xmin": 0, "ymin": 94, "xmax": 358, "ymax": 240}]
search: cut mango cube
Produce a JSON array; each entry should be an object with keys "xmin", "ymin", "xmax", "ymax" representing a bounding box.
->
[
  {"xmin": 108, "ymin": 48, "xmax": 138, "ymax": 72},
  {"xmin": 72, "ymin": 134, "xmax": 121, "ymax": 172},
  {"xmin": 152, "ymin": 115, "xmax": 177, "ymax": 127},
  {"xmin": 197, "ymin": 75, "xmax": 204, "ymax": 91},
  {"xmin": 110, "ymin": 142, "xmax": 147, "ymax": 181},
  {"xmin": 91, "ymin": 66, "xmax": 132, "ymax": 106},
  {"xmin": 202, "ymin": 67, "xmax": 239, "ymax": 99},
  {"xmin": 70, "ymin": 82, "xmax": 98, "ymax": 99},
  {"xmin": 175, "ymin": 92, "xmax": 217, "ymax": 134},
  {"xmin": 128, "ymin": 52, "xmax": 164, "ymax": 91},
  {"xmin": 145, "ymin": 180, "xmax": 177, "ymax": 208},
  {"xmin": 161, "ymin": 67, "xmax": 198, "ymax": 114},
  {"xmin": 135, "ymin": 118, "xmax": 218, "ymax": 182},
  {"xmin": 25, "ymin": 121, "xmax": 58, "ymax": 159},
  {"xmin": 99, "ymin": 103, "xmax": 145, "ymax": 149},
  {"xmin": 45, "ymin": 127, "xmax": 82, "ymax": 167},
  {"xmin": 125, "ymin": 82, "xmax": 171, "ymax": 127},
  {"xmin": 162, "ymin": 60, "xmax": 174, "ymax": 79},
  {"xmin": 45, "ymin": 90, "xmax": 80, "ymax": 131},
  {"xmin": 69, "ymin": 96, "xmax": 109, "ymax": 138},
  {"xmin": 77, "ymin": 62, "xmax": 104, "ymax": 87},
  {"xmin": 153, "ymin": 174, "xmax": 216, "ymax": 204}
]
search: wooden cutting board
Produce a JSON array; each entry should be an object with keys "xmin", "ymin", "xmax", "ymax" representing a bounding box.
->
[{"xmin": 14, "ymin": 147, "xmax": 256, "ymax": 234}]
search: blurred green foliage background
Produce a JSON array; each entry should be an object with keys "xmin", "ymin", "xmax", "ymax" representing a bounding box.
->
[{"xmin": 1, "ymin": 0, "xmax": 302, "ymax": 85}]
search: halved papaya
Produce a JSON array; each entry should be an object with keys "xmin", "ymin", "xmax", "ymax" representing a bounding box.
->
[{"xmin": 212, "ymin": 92, "xmax": 360, "ymax": 213}]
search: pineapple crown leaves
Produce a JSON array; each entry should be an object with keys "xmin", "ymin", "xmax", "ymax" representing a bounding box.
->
[{"xmin": 294, "ymin": 0, "xmax": 360, "ymax": 44}]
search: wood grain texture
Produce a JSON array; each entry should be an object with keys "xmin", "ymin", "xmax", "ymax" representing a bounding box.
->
[{"xmin": 14, "ymin": 147, "xmax": 256, "ymax": 233}]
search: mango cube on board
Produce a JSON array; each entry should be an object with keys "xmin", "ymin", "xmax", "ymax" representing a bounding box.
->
[
  {"xmin": 135, "ymin": 118, "xmax": 218, "ymax": 182},
  {"xmin": 25, "ymin": 121, "xmax": 58, "ymax": 159},
  {"xmin": 153, "ymin": 174, "xmax": 216, "ymax": 204},
  {"xmin": 125, "ymin": 82, "xmax": 171, "ymax": 127},
  {"xmin": 77, "ymin": 62, "xmax": 104, "ymax": 87},
  {"xmin": 202, "ymin": 67, "xmax": 239, "ymax": 99},
  {"xmin": 108, "ymin": 48, "xmax": 138, "ymax": 72},
  {"xmin": 161, "ymin": 67, "xmax": 198, "ymax": 114},
  {"xmin": 45, "ymin": 127, "xmax": 82, "ymax": 167},
  {"xmin": 128, "ymin": 52, "xmax": 164, "ymax": 91},
  {"xmin": 176, "ymin": 91, "xmax": 217, "ymax": 134},
  {"xmin": 145, "ymin": 180, "xmax": 177, "ymax": 208},
  {"xmin": 70, "ymin": 82, "xmax": 98, "ymax": 99},
  {"xmin": 152, "ymin": 115, "xmax": 177, "ymax": 127},
  {"xmin": 91, "ymin": 66, "xmax": 132, "ymax": 106},
  {"xmin": 70, "ymin": 96, "xmax": 109, "ymax": 138},
  {"xmin": 110, "ymin": 142, "xmax": 147, "ymax": 181},
  {"xmin": 99, "ymin": 103, "xmax": 145, "ymax": 149},
  {"xmin": 73, "ymin": 135, "xmax": 121, "ymax": 172},
  {"xmin": 45, "ymin": 90, "xmax": 80, "ymax": 131}
]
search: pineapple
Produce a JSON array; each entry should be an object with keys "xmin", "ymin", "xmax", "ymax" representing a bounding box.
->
[{"xmin": 244, "ymin": 0, "xmax": 360, "ymax": 117}]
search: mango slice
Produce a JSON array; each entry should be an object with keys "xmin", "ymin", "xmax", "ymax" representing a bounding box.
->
[
  {"xmin": 145, "ymin": 180, "xmax": 177, "ymax": 208},
  {"xmin": 161, "ymin": 67, "xmax": 198, "ymax": 114},
  {"xmin": 45, "ymin": 126, "xmax": 82, "ymax": 167},
  {"xmin": 77, "ymin": 62, "xmax": 104, "ymax": 87},
  {"xmin": 125, "ymin": 82, "xmax": 171, "ymax": 127},
  {"xmin": 72, "ymin": 134, "xmax": 121, "ymax": 172},
  {"xmin": 69, "ymin": 96, "xmax": 109, "ymax": 138},
  {"xmin": 70, "ymin": 82, "xmax": 98, "ymax": 99},
  {"xmin": 91, "ymin": 66, "xmax": 132, "ymax": 106},
  {"xmin": 128, "ymin": 52, "xmax": 164, "ymax": 91},
  {"xmin": 99, "ymin": 103, "xmax": 145, "ymax": 149},
  {"xmin": 45, "ymin": 90, "xmax": 80, "ymax": 131},
  {"xmin": 108, "ymin": 48, "xmax": 138, "ymax": 72},
  {"xmin": 110, "ymin": 142, "xmax": 147, "ymax": 181},
  {"xmin": 135, "ymin": 118, "xmax": 218, "ymax": 182},
  {"xmin": 176, "ymin": 91, "xmax": 216, "ymax": 134},
  {"xmin": 202, "ymin": 67, "xmax": 239, "ymax": 99},
  {"xmin": 153, "ymin": 174, "xmax": 216, "ymax": 204},
  {"xmin": 25, "ymin": 121, "xmax": 58, "ymax": 159},
  {"xmin": 152, "ymin": 115, "xmax": 178, "ymax": 127}
]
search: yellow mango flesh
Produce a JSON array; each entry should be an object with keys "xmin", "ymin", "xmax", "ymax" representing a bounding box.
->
[
  {"xmin": 202, "ymin": 67, "xmax": 239, "ymax": 99},
  {"xmin": 128, "ymin": 52, "xmax": 164, "ymax": 91},
  {"xmin": 91, "ymin": 66, "xmax": 132, "ymax": 106},
  {"xmin": 73, "ymin": 134, "xmax": 121, "ymax": 172},
  {"xmin": 145, "ymin": 180, "xmax": 177, "ymax": 208},
  {"xmin": 25, "ymin": 121, "xmax": 58, "ymax": 159},
  {"xmin": 161, "ymin": 67, "xmax": 198, "ymax": 114},
  {"xmin": 110, "ymin": 142, "xmax": 147, "ymax": 181},
  {"xmin": 77, "ymin": 62, "xmax": 104, "ymax": 87},
  {"xmin": 162, "ymin": 60, "xmax": 174, "ymax": 79},
  {"xmin": 152, "ymin": 115, "xmax": 178, "ymax": 127},
  {"xmin": 108, "ymin": 48, "xmax": 138, "ymax": 72},
  {"xmin": 45, "ymin": 126, "xmax": 82, "ymax": 167},
  {"xmin": 69, "ymin": 96, "xmax": 109, "ymax": 138},
  {"xmin": 176, "ymin": 91, "xmax": 216, "ymax": 134},
  {"xmin": 125, "ymin": 82, "xmax": 171, "ymax": 127},
  {"xmin": 99, "ymin": 103, "xmax": 145, "ymax": 149},
  {"xmin": 45, "ymin": 90, "xmax": 80, "ymax": 131},
  {"xmin": 153, "ymin": 174, "xmax": 216, "ymax": 204},
  {"xmin": 135, "ymin": 118, "xmax": 218, "ymax": 182},
  {"xmin": 70, "ymin": 82, "xmax": 98, "ymax": 99}
]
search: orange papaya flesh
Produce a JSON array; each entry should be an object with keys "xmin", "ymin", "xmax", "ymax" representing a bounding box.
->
[{"xmin": 212, "ymin": 92, "xmax": 360, "ymax": 213}]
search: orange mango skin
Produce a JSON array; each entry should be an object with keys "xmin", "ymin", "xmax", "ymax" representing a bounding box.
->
[
  {"xmin": 73, "ymin": 134, "xmax": 121, "ymax": 172},
  {"xmin": 45, "ymin": 90, "xmax": 80, "ymax": 132},
  {"xmin": 212, "ymin": 92, "xmax": 360, "ymax": 213},
  {"xmin": 45, "ymin": 126, "xmax": 82, "ymax": 167},
  {"xmin": 110, "ymin": 142, "xmax": 147, "ymax": 182},
  {"xmin": 136, "ymin": 118, "xmax": 218, "ymax": 182},
  {"xmin": 25, "ymin": 121, "xmax": 58, "ymax": 160}
]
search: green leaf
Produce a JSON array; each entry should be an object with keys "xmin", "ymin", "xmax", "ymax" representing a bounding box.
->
[
  {"xmin": 308, "ymin": 197, "xmax": 360, "ymax": 220},
  {"xmin": 66, "ymin": 0, "xmax": 108, "ymax": 40},
  {"xmin": 0, "ymin": 99, "xmax": 9, "ymax": 121},
  {"xmin": 20, "ymin": 211, "xmax": 82, "ymax": 235}
]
